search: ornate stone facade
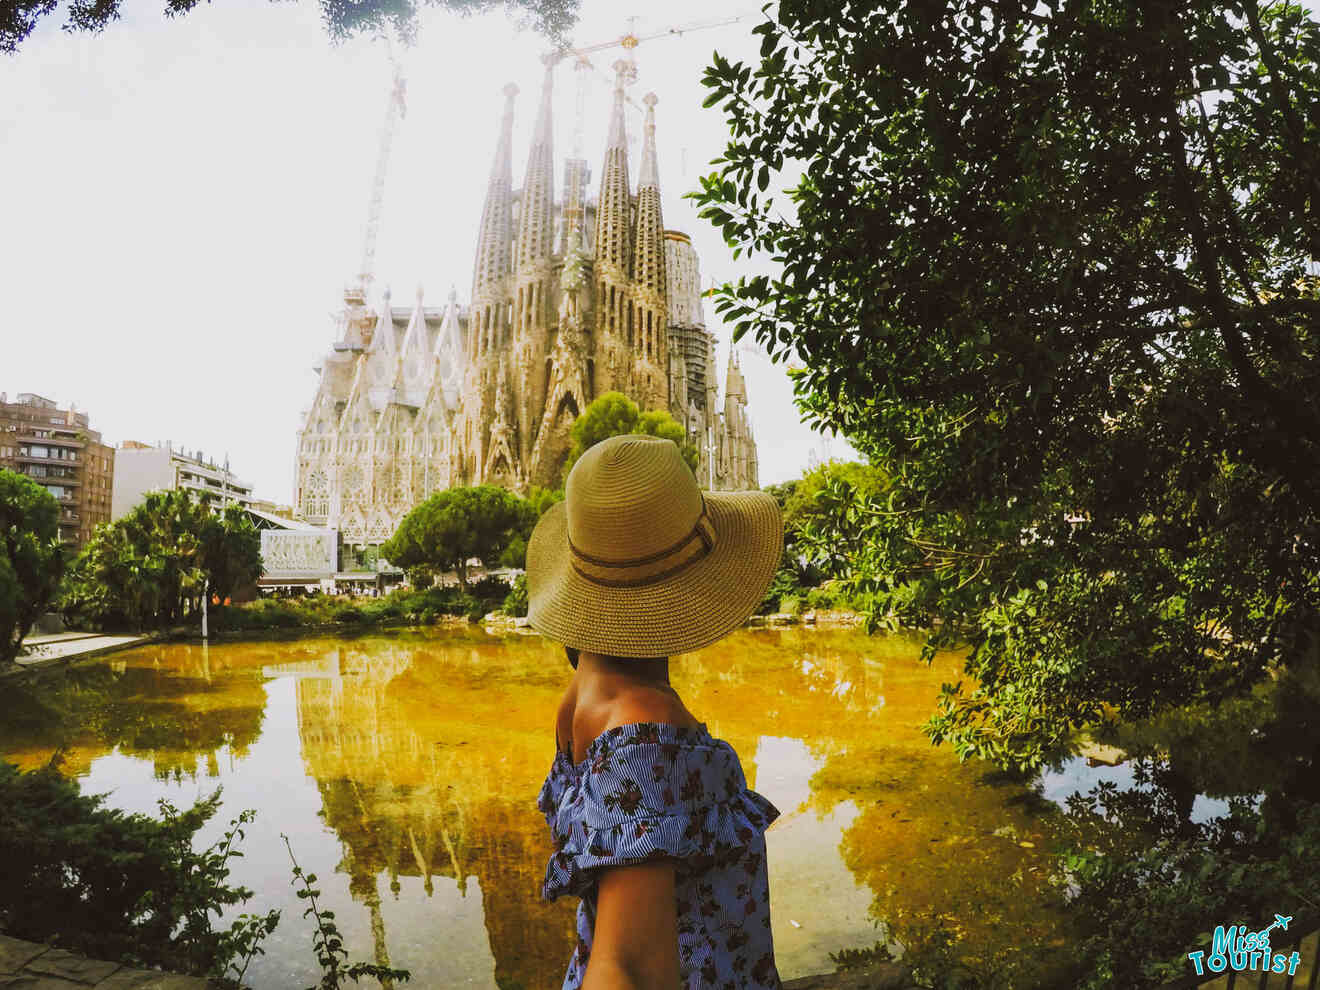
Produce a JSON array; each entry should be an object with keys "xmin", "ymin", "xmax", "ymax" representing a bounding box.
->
[{"xmin": 294, "ymin": 59, "xmax": 759, "ymax": 546}]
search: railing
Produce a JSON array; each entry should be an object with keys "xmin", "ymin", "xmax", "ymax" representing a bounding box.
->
[
  {"xmin": 16, "ymin": 433, "xmax": 84, "ymax": 448},
  {"xmin": 1158, "ymin": 918, "xmax": 1319, "ymax": 990}
]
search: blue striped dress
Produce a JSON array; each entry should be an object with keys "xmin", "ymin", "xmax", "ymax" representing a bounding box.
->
[{"xmin": 538, "ymin": 721, "xmax": 783, "ymax": 989}]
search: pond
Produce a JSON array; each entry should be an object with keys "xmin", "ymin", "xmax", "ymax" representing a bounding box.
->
[{"xmin": 0, "ymin": 627, "xmax": 1084, "ymax": 988}]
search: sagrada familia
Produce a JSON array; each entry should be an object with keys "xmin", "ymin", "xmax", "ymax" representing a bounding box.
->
[{"xmin": 293, "ymin": 57, "xmax": 759, "ymax": 547}]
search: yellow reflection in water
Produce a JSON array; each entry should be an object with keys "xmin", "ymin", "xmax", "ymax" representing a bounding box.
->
[{"xmin": 0, "ymin": 626, "xmax": 1074, "ymax": 988}]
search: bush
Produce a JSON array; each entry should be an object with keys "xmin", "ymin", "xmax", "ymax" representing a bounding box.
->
[
  {"xmin": 0, "ymin": 761, "xmax": 273, "ymax": 981},
  {"xmin": 1058, "ymin": 788, "xmax": 1320, "ymax": 990},
  {"xmin": 501, "ymin": 574, "xmax": 528, "ymax": 617},
  {"xmin": 213, "ymin": 600, "xmax": 305, "ymax": 632},
  {"xmin": 757, "ymin": 567, "xmax": 802, "ymax": 615},
  {"xmin": 778, "ymin": 594, "xmax": 800, "ymax": 616},
  {"xmin": 216, "ymin": 578, "xmax": 516, "ymax": 632}
]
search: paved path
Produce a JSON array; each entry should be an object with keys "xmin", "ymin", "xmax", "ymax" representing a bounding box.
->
[
  {"xmin": 7, "ymin": 635, "xmax": 151, "ymax": 677},
  {"xmin": 22, "ymin": 632, "xmax": 106, "ymax": 646},
  {"xmin": 0, "ymin": 935, "xmax": 212, "ymax": 989}
]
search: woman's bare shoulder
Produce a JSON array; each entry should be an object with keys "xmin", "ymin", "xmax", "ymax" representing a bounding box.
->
[
  {"xmin": 569, "ymin": 684, "xmax": 698, "ymax": 764},
  {"xmin": 606, "ymin": 686, "xmax": 696, "ymax": 732}
]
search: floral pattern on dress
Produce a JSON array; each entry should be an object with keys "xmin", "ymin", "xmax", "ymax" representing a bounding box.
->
[{"xmin": 538, "ymin": 721, "xmax": 782, "ymax": 990}]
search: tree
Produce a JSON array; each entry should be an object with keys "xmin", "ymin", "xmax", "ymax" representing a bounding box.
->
[
  {"xmin": 498, "ymin": 484, "xmax": 563, "ymax": 569},
  {"xmin": 2, "ymin": 0, "xmax": 579, "ymax": 56},
  {"xmin": 61, "ymin": 491, "xmax": 260, "ymax": 631},
  {"xmin": 381, "ymin": 485, "xmax": 531, "ymax": 593},
  {"xmin": 199, "ymin": 505, "xmax": 262, "ymax": 604},
  {"xmin": 696, "ymin": 2, "xmax": 1320, "ymax": 771},
  {"xmin": 782, "ymin": 460, "xmax": 891, "ymax": 585},
  {"xmin": 0, "ymin": 469, "xmax": 64, "ymax": 664},
  {"xmin": 563, "ymin": 391, "xmax": 699, "ymax": 480}
]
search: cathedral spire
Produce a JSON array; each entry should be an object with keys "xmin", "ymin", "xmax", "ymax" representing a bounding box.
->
[
  {"xmin": 594, "ymin": 59, "xmax": 634, "ymax": 280},
  {"xmin": 631, "ymin": 92, "xmax": 665, "ymax": 295},
  {"xmin": 725, "ymin": 345, "xmax": 748, "ymax": 402},
  {"xmin": 472, "ymin": 83, "xmax": 518, "ymax": 301},
  {"xmin": 516, "ymin": 56, "xmax": 556, "ymax": 271},
  {"xmin": 637, "ymin": 91, "xmax": 660, "ymax": 190}
]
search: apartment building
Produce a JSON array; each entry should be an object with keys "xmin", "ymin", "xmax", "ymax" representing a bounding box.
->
[
  {"xmin": 112, "ymin": 440, "xmax": 255, "ymax": 519},
  {"xmin": 0, "ymin": 392, "xmax": 115, "ymax": 548}
]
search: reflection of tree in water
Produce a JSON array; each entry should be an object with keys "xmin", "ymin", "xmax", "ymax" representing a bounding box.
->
[
  {"xmin": 677, "ymin": 629, "xmax": 1077, "ymax": 983},
  {"xmin": 1091, "ymin": 657, "xmax": 1320, "ymax": 840},
  {"xmin": 0, "ymin": 643, "xmax": 266, "ymax": 779}
]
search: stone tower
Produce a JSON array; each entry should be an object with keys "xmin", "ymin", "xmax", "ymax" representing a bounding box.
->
[
  {"xmin": 630, "ymin": 92, "xmax": 668, "ymax": 411},
  {"xmin": 592, "ymin": 60, "xmax": 635, "ymax": 399},
  {"xmin": 459, "ymin": 82, "xmax": 519, "ymax": 487}
]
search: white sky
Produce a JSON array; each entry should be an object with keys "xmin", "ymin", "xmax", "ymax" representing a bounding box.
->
[{"xmin": 1, "ymin": 0, "xmax": 856, "ymax": 503}]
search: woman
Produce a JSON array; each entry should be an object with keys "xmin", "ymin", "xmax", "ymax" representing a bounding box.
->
[{"xmin": 527, "ymin": 433, "xmax": 785, "ymax": 989}]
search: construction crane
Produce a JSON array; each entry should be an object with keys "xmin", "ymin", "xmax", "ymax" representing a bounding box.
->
[
  {"xmin": 356, "ymin": 37, "xmax": 407, "ymax": 290},
  {"xmin": 549, "ymin": 12, "xmax": 758, "ymax": 245},
  {"xmin": 553, "ymin": 12, "xmax": 759, "ymax": 153}
]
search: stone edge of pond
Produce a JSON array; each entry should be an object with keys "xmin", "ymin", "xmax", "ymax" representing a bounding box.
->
[
  {"xmin": 0, "ymin": 608, "xmax": 875, "ymax": 680},
  {"xmin": 2, "ymin": 634, "xmax": 162, "ymax": 680},
  {"xmin": 0, "ymin": 932, "xmax": 218, "ymax": 989}
]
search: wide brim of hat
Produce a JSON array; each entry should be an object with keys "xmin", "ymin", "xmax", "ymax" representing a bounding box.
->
[{"xmin": 525, "ymin": 490, "xmax": 783, "ymax": 658}]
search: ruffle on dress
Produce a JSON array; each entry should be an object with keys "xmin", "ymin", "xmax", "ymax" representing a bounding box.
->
[{"xmin": 538, "ymin": 722, "xmax": 780, "ymax": 902}]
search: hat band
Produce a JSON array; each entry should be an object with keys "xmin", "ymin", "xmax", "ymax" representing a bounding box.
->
[{"xmin": 568, "ymin": 505, "xmax": 717, "ymax": 589}]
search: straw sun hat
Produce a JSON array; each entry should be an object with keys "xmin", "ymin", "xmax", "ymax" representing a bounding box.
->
[{"xmin": 526, "ymin": 434, "xmax": 783, "ymax": 658}]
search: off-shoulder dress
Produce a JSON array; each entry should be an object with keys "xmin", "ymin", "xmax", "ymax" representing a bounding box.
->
[{"xmin": 537, "ymin": 721, "xmax": 783, "ymax": 989}]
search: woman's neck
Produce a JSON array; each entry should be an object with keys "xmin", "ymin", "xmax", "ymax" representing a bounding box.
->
[{"xmin": 576, "ymin": 651, "xmax": 673, "ymax": 688}]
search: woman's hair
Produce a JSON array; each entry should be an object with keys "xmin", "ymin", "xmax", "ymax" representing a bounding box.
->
[{"xmin": 565, "ymin": 646, "xmax": 579, "ymax": 669}]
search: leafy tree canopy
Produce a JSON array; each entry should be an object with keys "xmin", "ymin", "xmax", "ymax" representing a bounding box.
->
[
  {"xmin": 2, "ymin": 0, "xmax": 579, "ymax": 55},
  {"xmin": 61, "ymin": 491, "xmax": 261, "ymax": 632},
  {"xmin": 381, "ymin": 485, "xmax": 532, "ymax": 592},
  {"xmin": 0, "ymin": 469, "xmax": 64, "ymax": 664},
  {"xmin": 563, "ymin": 391, "xmax": 699, "ymax": 479},
  {"xmin": 498, "ymin": 484, "xmax": 563, "ymax": 570},
  {"xmin": 697, "ymin": 1, "xmax": 1320, "ymax": 771}
]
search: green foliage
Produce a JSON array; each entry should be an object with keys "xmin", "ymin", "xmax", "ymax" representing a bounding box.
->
[
  {"xmin": 0, "ymin": 761, "xmax": 276, "ymax": 981},
  {"xmin": 755, "ymin": 462, "xmax": 888, "ymax": 614},
  {"xmin": 1059, "ymin": 788, "xmax": 1320, "ymax": 989},
  {"xmin": 0, "ymin": 468, "xmax": 64, "ymax": 664},
  {"xmin": 2, "ymin": 0, "xmax": 579, "ymax": 55},
  {"xmin": 214, "ymin": 578, "xmax": 514, "ymax": 632},
  {"xmin": 202, "ymin": 504, "xmax": 263, "ymax": 602},
  {"xmin": 696, "ymin": 1, "xmax": 1320, "ymax": 772},
  {"xmin": 60, "ymin": 491, "xmax": 261, "ymax": 633},
  {"xmin": 756, "ymin": 567, "xmax": 803, "ymax": 615},
  {"xmin": 381, "ymin": 486, "xmax": 532, "ymax": 593},
  {"xmin": 501, "ymin": 573, "xmax": 528, "ymax": 616},
  {"xmin": 283, "ymin": 834, "xmax": 410, "ymax": 990},
  {"xmin": 563, "ymin": 391, "xmax": 699, "ymax": 479}
]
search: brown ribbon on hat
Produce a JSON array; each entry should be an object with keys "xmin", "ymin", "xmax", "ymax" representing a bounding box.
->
[{"xmin": 569, "ymin": 502, "xmax": 718, "ymax": 589}]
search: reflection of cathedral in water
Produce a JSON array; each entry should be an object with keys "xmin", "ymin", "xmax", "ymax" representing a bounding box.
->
[
  {"xmin": 292, "ymin": 641, "xmax": 577, "ymax": 989},
  {"xmin": 281, "ymin": 633, "xmax": 885, "ymax": 988}
]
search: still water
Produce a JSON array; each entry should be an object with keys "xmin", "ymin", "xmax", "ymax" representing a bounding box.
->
[{"xmin": 0, "ymin": 627, "xmax": 1078, "ymax": 988}]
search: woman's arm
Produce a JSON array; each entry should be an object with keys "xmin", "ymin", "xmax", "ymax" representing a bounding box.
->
[{"xmin": 582, "ymin": 860, "xmax": 681, "ymax": 990}]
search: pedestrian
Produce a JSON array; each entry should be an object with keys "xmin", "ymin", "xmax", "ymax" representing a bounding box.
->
[{"xmin": 527, "ymin": 434, "xmax": 785, "ymax": 988}]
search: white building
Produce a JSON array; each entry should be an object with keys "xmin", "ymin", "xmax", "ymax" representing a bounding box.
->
[{"xmin": 112, "ymin": 440, "xmax": 256, "ymax": 519}]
